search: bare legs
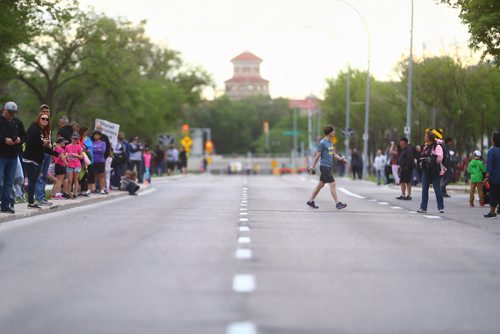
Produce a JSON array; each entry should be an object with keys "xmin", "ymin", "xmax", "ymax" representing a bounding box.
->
[{"xmin": 310, "ymin": 181, "xmax": 339, "ymax": 204}]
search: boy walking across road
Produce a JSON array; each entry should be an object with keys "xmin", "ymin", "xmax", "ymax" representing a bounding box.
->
[{"xmin": 307, "ymin": 126, "xmax": 348, "ymax": 210}]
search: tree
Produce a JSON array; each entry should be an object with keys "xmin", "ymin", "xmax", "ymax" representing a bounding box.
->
[
  {"xmin": 397, "ymin": 54, "xmax": 500, "ymax": 155},
  {"xmin": 0, "ymin": 0, "xmax": 76, "ymax": 80},
  {"xmin": 9, "ymin": 10, "xmax": 211, "ymax": 142},
  {"xmin": 186, "ymin": 96, "xmax": 292, "ymax": 154},
  {"xmin": 439, "ymin": 0, "xmax": 500, "ymax": 64},
  {"xmin": 322, "ymin": 69, "xmax": 404, "ymax": 158}
]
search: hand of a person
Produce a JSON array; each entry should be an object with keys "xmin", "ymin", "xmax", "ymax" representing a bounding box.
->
[
  {"xmin": 5, "ymin": 138, "xmax": 14, "ymax": 145},
  {"xmin": 307, "ymin": 167, "xmax": 316, "ymax": 175},
  {"xmin": 14, "ymin": 137, "xmax": 21, "ymax": 144}
]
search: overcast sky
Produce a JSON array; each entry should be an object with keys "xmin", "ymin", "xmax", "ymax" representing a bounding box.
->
[{"xmin": 79, "ymin": 0, "xmax": 472, "ymax": 99}]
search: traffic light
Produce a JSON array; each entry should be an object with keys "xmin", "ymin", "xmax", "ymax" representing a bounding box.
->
[
  {"xmin": 182, "ymin": 124, "xmax": 189, "ymax": 133},
  {"xmin": 205, "ymin": 140, "xmax": 214, "ymax": 154},
  {"xmin": 263, "ymin": 121, "xmax": 269, "ymax": 134}
]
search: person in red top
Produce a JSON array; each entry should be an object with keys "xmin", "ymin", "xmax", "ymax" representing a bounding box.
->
[{"xmin": 64, "ymin": 133, "xmax": 83, "ymax": 198}]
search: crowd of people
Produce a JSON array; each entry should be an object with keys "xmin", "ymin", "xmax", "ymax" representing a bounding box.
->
[
  {"xmin": 311, "ymin": 126, "xmax": 499, "ymax": 218},
  {"xmin": 0, "ymin": 102, "xmax": 188, "ymax": 214},
  {"xmin": 370, "ymin": 131, "xmax": 499, "ymax": 217}
]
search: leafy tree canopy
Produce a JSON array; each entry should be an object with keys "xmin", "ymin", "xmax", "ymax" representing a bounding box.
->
[
  {"xmin": 439, "ymin": 0, "xmax": 500, "ymax": 64},
  {"xmin": 0, "ymin": 0, "xmax": 77, "ymax": 78}
]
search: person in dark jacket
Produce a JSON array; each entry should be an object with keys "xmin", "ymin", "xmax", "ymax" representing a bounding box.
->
[
  {"xmin": 484, "ymin": 132, "xmax": 500, "ymax": 218},
  {"xmin": 57, "ymin": 116, "xmax": 74, "ymax": 142},
  {"xmin": 441, "ymin": 137, "xmax": 454, "ymax": 197},
  {"xmin": 350, "ymin": 148, "xmax": 363, "ymax": 180},
  {"xmin": 0, "ymin": 102, "xmax": 25, "ymax": 213},
  {"xmin": 396, "ymin": 137, "xmax": 415, "ymax": 200},
  {"xmin": 23, "ymin": 113, "xmax": 59, "ymax": 209}
]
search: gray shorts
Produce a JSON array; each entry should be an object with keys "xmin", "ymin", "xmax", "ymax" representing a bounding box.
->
[{"xmin": 320, "ymin": 166, "xmax": 335, "ymax": 183}]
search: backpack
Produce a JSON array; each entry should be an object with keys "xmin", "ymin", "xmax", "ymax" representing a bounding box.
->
[{"xmin": 440, "ymin": 143, "xmax": 452, "ymax": 169}]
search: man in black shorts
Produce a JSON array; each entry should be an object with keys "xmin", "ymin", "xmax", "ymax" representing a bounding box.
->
[
  {"xmin": 396, "ymin": 137, "xmax": 414, "ymax": 200},
  {"xmin": 306, "ymin": 126, "xmax": 348, "ymax": 210}
]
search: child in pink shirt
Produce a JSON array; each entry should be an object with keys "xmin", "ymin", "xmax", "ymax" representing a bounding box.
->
[
  {"xmin": 52, "ymin": 137, "xmax": 67, "ymax": 199},
  {"xmin": 65, "ymin": 133, "xmax": 83, "ymax": 198}
]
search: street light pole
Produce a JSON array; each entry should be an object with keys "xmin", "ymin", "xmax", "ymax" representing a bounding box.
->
[
  {"xmin": 405, "ymin": 0, "xmax": 414, "ymax": 141},
  {"xmin": 305, "ymin": 1, "xmax": 371, "ymax": 178},
  {"xmin": 345, "ymin": 66, "xmax": 351, "ymax": 158}
]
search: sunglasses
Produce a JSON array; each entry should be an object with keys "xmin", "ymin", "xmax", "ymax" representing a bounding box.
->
[{"xmin": 41, "ymin": 117, "xmax": 49, "ymax": 121}]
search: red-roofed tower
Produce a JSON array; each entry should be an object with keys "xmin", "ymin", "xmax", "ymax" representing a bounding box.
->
[{"xmin": 225, "ymin": 51, "xmax": 269, "ymax": 100}]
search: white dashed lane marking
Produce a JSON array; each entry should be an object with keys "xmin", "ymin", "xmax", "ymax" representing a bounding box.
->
[
  {"xmin": 338, "ymin": 187, "xmax": 366, "ymax": 199},
  {"xmin": 235, "ymin": 248, "xmax": 252, "ymax": 259},
  {"xmin": 226, "ymin": 322, "xmax": 257, "ymax": 334},
  {"xmin": 424, "ymin": 215, "xmax": 442, "ymax": 219},
  {"xmin": 232, "ymin": 275, "xmax": 256, "ymax": 293},
  {"xmin": 391, "ymin": 206, "xmax": 403, "ymax": 209},
  {"xmin": 238, "ymin": 237, "xmax": 251, "ymax": 244},
  {"xmin": 378, "ymin": 202, "xmax": 389, "ymax": 205},
  {"xmin": 239, "ymin": 218, "xmax": 249, "ymax": 222},
  {"xmin": 239, "ymin": 226, "xmax": 250, "ymax": 232}
]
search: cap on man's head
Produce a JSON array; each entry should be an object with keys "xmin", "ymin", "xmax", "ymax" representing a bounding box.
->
[
  {"xmin": 473, "ymin": 150, "xmax": 481, "ymax": 157},
  {"xmin": 71, "ymin": 132, "xmax": 80, "ymax": 139},
  {"xmin": 400, "ymin": 137, "xmax": 409, "ymax": 143},
  {"xmin": 4, "ymin": 101, "xmax": 18, "ymax": 112}
]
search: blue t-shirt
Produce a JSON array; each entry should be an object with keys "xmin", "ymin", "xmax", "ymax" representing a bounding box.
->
[
  {"xmin": 84, "ymin": 137, "xmax": 93, "ymax": 163},
  {"xmin": 317, "ymin": 138, "xmax": 334, "ymax": 167}
]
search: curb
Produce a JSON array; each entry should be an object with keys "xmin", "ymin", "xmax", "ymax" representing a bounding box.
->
[{"xmin": 0, "ymin": 174, "xmax": 191, "ymax": 225}]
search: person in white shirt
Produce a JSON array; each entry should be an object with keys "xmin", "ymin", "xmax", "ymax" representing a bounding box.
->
[{"xmin": 373, "ymin": 149, "xmax": 387, "ymax": 185}]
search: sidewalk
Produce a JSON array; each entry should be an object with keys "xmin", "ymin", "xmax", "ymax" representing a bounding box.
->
[
  {"xmin": 0, "ymin": 190, "xmax": 129, "ymax": 224},
  {"xmin": 0, "ymin": 174, "xmax": 190, "ymax": 224}
]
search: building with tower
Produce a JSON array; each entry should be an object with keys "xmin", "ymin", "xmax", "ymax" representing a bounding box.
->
[{"xmin": 225, "ymin": 51, "xmax": 269, "ymax": 100}]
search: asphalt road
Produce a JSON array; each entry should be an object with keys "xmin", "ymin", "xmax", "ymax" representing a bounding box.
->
[{"xmin": 0, "ymin": 174, "xmax": 499, "ymax": 334}]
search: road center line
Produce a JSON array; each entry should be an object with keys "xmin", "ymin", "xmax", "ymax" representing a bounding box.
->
[
  {"xmin": 235, "ymin": 248, "xmax": 252, "ymax": 259},
  {"xmin": 239, "ymin": 218, "xmax": 249, "ymax": 222},
  {"xmin": 239, "ymin": 226, "xmax": 250, "ymax": 232},
  {"xmin": 226, "ymin": 322, "xmax": 257, "ymax": 334},
  {"xmin": 238, "ymin": 236, "xmax": 251, "ymax": 243},
  {"xmin": 232, "ymin": 275, "xmax": 256, "ymax": 292},
  {"xmin": 424, "ymin": 215, "xmax": 442, "ymax": 219},
  {"xmin": 378, "ymin": 202, "xmax": 389, "ymax": 205},
  {"xmin": 391, "ymin": 206, "xmax": 403, "ymax": 209}
]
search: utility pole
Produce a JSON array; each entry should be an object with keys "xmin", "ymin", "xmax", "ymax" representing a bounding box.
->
[
  {"xmin": 405, "ymin": 0, "xmax": 414, "ymax": 141},
  {"xmin": 345, "ymin": 66, "xmax": 351, "ymax": 158}
]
